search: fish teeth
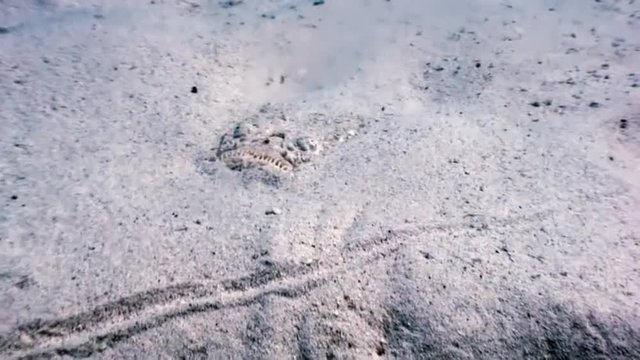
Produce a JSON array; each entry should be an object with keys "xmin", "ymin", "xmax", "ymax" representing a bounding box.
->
[{"xmin": 217, "ymin": 147, "xmax": 294, "ymax": 172}]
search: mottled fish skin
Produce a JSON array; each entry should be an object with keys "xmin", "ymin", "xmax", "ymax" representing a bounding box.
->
[{"xmin": 211, "ymin": 105, "xmax": 363, "ymax": 178}]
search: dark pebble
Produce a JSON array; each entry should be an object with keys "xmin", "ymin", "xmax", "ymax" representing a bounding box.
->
[
  {"xmin": 10, "ymin": 195, "xmax": 18, "ymax": 200},
  {"xmin": 530, "ymin": 101, "xmax": 541, "ymax": 107},
  {"xmin": 13, "ymin": 276, "xmax": 32, "ymax": 289},
  {"xmin": 220, "ymin": 0, "xmax": 243, "ymax": 8},
  {"xmin": 589, "ymin": 101, "xmax": 600, "ymax": 108},
  {"xmin": 312, "ymin": 0, "xmax": 325, "ymax": 5},
  {"xmin": 191, "ymin": 86, "xmax": 198, "ymax": 94},
  {"xmin": 620, "ymin": 119, "xmax": 627, "ymax": 129}
]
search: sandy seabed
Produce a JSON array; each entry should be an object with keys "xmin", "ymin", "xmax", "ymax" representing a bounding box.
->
[{"xmin": 1, "ymin": 0, "xmax": 640, "ymax": 359}]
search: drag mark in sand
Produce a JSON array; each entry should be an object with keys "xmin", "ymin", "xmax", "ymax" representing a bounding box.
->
[{"xmin": 0, "ymin": 211, "xmax": 552, "ymax": 359}]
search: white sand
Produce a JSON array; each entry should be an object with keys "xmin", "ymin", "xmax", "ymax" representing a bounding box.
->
[{"xmin": 1, "ymin": 0, "xmax": 639, "ymax": 358}]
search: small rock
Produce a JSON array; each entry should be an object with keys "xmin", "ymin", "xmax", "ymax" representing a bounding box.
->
[
  {"xmin": 19, "ymin": 333, "xmax": 34, "ymax": 345},
  {"xmin": 620, "ymin": 119, "xmax": 627, "ymax": 129},
  {"xmin": 265, "ymin": 208, "xmax": 281, "ymax": 215},
  {"xmin": 13, "ymin": 275, "xmax": 33, "ymax": 289},
  {"xmin": 220, "ymin": 0, "xmax": 243, "ymax": 8},
  {"xmin": 191, "ymin": 86, "xmax": 198, "ymax": 94}
]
